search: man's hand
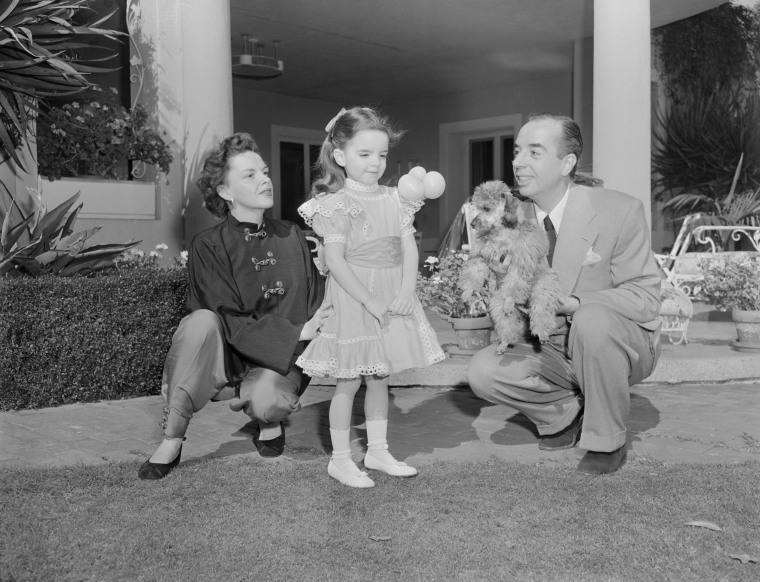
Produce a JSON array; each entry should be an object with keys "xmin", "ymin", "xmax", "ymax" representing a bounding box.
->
[
  {"xmin": 299, "ymin": 303, "xmax": 334, "ymax": 341},
  {"xmin": 559, "ymin": 295, "xmax": 580, "ymax": 315}
]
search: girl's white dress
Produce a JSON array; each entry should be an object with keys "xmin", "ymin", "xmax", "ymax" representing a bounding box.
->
[{"xmin": 297, "ymin": 178, "xmax": 445, "ymax": 378}]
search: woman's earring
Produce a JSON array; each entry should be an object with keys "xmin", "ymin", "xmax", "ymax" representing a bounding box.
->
[{"xmin": 229, "ymin": 197, "xmax": 234, "ymax": 207}]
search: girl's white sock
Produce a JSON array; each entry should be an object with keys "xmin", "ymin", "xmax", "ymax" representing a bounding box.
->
[
  {"xmin": 330, "ymin": 428, "xmax": 359, "ymax": 471},
  {"xmin": 365, "ymin": 419, "xmax": 396, "ymax": 464},
  {"xmin": 363, "ymin": 419, "xmax": 418, "ymax": 477}
]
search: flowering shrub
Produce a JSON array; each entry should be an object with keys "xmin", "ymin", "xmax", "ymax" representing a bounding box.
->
[
  {"xmin": 697, "ymin": 253, "xmax": 760, "ymax": 311},
  {"xmin": 37, "ymin": 100, "xmax": 173, "ymax": 181},
  {"xmin": 117, "ymin": 244, "xmax": 188, "ymax": 269},
  {"xmin": 416, "ymin": 251, "xmax": 488, "ymax": 319}
]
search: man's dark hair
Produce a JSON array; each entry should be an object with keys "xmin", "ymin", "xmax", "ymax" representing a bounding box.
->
[{"xmin": 526, "ymin": 113, "xmax": 583, "ymax": 178}]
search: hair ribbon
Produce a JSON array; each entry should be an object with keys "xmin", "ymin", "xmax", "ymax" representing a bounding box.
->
[{"xmin": 325, "ymin": 108, "xmax": 347, "ymax": 133}]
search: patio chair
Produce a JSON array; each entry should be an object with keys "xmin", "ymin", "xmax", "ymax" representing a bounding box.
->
[
  {"xmin": 654, "ymin": 213, "xmax": 700, "ymax": 281},
  {"xmin": 659, "ymin": 279, "xmax": 694, "ymax": 345},
  {"xmin": 654, "ymin": 213, "xmax": 706, "ymax": 296}
]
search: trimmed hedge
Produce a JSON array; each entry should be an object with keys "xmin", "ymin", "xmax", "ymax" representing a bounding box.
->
[{"xmin": 0, "ymin": 265, "xmax": 188, "ymax": 411}]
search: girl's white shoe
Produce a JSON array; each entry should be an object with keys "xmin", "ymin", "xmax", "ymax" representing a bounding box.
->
[
  {"xmin": 363, "ymin": 449, "xmax": 418, "ymax": 477},
  {"xmin": 328, "ymin": 458, "xmax": 375, "ymax": 488}
]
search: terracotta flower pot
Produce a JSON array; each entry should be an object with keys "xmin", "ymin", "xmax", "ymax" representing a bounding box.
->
[
  {"xmin": 730, "ymin": 308, "xmax": 760, "ymax": 352},
  {"xmin": 447, "ymin": 315, "xmax": 494, "ymax": 358}
]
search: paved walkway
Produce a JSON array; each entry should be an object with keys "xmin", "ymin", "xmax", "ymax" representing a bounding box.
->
[{"xmin": 1, "ymin": 303, "xmax": 759, "ymax": 470}]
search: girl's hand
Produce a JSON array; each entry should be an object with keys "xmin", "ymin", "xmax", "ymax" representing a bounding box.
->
[
  {"xmin": 389, "ymin": 288, "xmax": 415, "ymax": 316},
  {"xmin": 364, "ymin": 297, "xmax": 390, "ymax": 327},
  {"xmin": 299, "ymin": 303, "xmax": 334, "ymax": 341}
]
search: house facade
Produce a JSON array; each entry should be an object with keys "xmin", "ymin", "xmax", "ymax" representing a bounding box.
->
[{"xmin": 5, "ymin": 0, "xmax": 727, "ymax": 263}]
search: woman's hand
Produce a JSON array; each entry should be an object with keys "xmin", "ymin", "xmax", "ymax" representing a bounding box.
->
[
  {"xmin": 299, "ymin": 303, "xmax": 334, "ymax": 341},
  {"xmin": 389, "ymin": 288, "xmax": 415, "ymax": 316},
  {"xmin": 364, "ymin": 297, "xmax": 390, "ymax": 328}
]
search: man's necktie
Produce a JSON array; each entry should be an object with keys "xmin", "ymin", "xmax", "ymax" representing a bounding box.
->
[{"xmin": 544, "ymin": 215, "xmax": 557, "ymax": 267}]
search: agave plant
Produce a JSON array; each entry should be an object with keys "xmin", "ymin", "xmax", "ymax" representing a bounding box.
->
[
  {"xmin": 0, "ymin": 0, "xmax": 120, "ymax": 173},
  {"xmin": 652, "ymin": 88, "xmax": 760, "ymax": 205},
  {"xmin": 0, "ymin": 185, "xmax": 140, "ymax": 277},
  {"xmin": 662, "ymin": 154, "xmax": 760, "ymax": 251},
  {"xmin": 0, "ymin": 1, "xmax": 137, "ymax": 277}
]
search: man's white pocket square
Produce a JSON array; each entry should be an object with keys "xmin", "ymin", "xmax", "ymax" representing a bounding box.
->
[{"xmin": 582, "ymin": 248, "xmax": 602, "ymax": 266}]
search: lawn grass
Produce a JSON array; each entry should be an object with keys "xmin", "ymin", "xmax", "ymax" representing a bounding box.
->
[{"xmin": 2, "ymin": 456, "xmax": 758, "ymax": 581}]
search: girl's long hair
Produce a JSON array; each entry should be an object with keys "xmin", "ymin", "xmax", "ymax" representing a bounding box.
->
[{"xmin": 310, "ymin": 106, "xmax": 404, "ymax": 198}]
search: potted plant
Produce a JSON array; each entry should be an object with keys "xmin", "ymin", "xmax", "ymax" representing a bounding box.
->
[
  {"xmin": 416, "ymin": 250, "xmax": 494, "ymax": 356},
  {"xmin": 0, "ymin": 1, "xmax": 119, "ymax": 176},
  {"xmin": 698, "ymin": 253, "xmax": 760, "ymax": 351},
  {"xmin": 37, "ymin": 100, "xmax": 173, "ymax": 181}
]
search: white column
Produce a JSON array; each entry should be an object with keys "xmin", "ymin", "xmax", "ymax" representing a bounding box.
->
[
  {"xmin": 593, "ymin": 0, "xmax": 652, "ymax": 225},
  {"xmin": 180, "ymin": 0, "xmax": 235, "ymax": 242},
  {"xmin": 144, "ymin": 0, "xmax": 234, "ymax": 247},
  {"xmin": 572, "ymin": 36, "xmax": 594, "ymax": 175}
]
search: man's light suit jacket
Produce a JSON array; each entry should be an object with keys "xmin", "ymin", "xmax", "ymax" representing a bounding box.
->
[{"xmin": 521, "ymin": 184, "xmax": 662, "ymax": 332}]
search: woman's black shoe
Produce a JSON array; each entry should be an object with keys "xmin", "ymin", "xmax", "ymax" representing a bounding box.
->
[
  {"xmin": 138, "ymin": 445, "xmax": 182, "ymax": 480},
  {"xmin": 253, "ymin": 423, "xmax": 285, "ymax": 457}
]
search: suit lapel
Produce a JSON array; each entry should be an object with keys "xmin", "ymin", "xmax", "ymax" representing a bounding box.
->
[
  {"xmin": 553, "ymin": 186, "xmax": 598, "ymax": 295},
  {"xmin": 520, "ymin": 187, "xmax": 599, "ymax": 295}
]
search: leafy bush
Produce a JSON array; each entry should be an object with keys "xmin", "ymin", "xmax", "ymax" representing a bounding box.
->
[
  {"xmin": 697, "ymin": 253, "xmax": 760, "ymax": 312},
  {"xmin": 652, "ymin": 89, "xmax": 760, "ymax": 203},
  {"xmin": 37, "ymin": 101, "xmax": 173, "ymax": 181},
  {"xmin": 416, "ymin": 250, "xmax": 488, "ymax": 319},
  {"xmin": 0, "ymin": 264, "xmax": 188, "ymax": 411},
  {"xmin": 0, "ymin": 0, "xmax": 118, "ymax": 175},
  {"xmin": 652, "ymin": 3, "xmax": 760, "ymax": 205}
]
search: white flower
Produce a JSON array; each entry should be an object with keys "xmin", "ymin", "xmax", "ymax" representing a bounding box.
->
[
  {"xmin": 155, "ymin": 243, "xmax": 169, "ymax": 251},
  {"xmin": 180, "ymin": 250, "xmax": 188, "ymax": 261}
]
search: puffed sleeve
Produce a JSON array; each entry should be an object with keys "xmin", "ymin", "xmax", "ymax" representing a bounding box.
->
[
  {"xmin": 298, "ymin": 192, "xmax": 362, "ymax": 244},
  {"xmin": 395, "ymin": 188, "xmax": 425, "ymax": 237}
]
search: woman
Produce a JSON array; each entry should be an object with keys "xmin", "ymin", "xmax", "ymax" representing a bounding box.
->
[{"xmin": 138, "ymin": 133, "xmax": 328, "ymax": 480}]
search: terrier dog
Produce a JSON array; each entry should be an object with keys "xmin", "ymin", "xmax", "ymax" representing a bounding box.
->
[{"xmin": 459, "ymin": 180, "xmax": 564, "ymax": 353}]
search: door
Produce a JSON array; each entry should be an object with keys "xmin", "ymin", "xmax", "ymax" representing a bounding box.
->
[
  {"xmin": 279, "ymin": 141, "xmax": 320, "ymax": 226},
  {"xmin": 469, "ymin": 135, "xmax": 515, "ymax": 193},
  {"xmin": 271, "ymin": 125, "xmax": 325, "ymax": 226}
]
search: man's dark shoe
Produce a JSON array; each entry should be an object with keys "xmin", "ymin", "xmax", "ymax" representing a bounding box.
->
[
  {"xmin": 252, "ymin": 422, "xmax": 285, "ymax": 458},
  {"xmin": 577, "ymin": 446, "xmax": 627, "ymax": 475},
  {"xmin": 538, "ymin": 413, "xmax": 583, "ymax": 451}
]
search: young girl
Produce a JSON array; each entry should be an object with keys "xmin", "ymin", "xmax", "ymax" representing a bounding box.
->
[{"xmin": 298, "ymin": 107, "xmax": 445, "ymax": 488}]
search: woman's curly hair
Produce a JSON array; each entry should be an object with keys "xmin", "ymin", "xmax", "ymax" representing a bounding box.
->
[{"xmin": 196, "ymin": 133, "xmax": 260, "ymax": 218}]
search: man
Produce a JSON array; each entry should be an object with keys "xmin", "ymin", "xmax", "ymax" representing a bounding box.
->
[{"xmin": 467, "ymin": 113, "xmax": 661, "ymax": 474}]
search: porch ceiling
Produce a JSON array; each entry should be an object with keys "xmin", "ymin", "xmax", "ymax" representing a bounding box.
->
[{"xmin": 229, "ymin": 0, "xmax": 726, "ymax": 105}]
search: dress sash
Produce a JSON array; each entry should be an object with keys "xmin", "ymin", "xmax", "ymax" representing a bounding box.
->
[{"xmin": 345, "ymin": 236, "xmax": 402, "ymax": 269}]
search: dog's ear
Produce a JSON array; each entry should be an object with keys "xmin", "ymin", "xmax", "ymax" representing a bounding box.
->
[{"xmin": 501, "ymin": 205, "xmax": 519, "ymax": 228}]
